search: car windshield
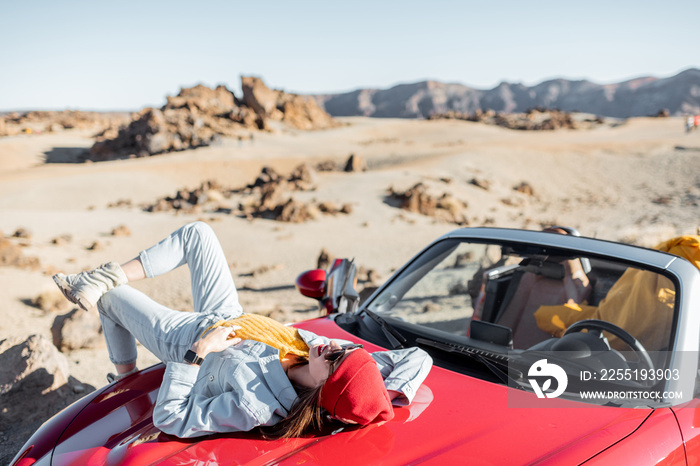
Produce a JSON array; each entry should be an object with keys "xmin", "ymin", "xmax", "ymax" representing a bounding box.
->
[{"xmin": 361, "ymin": 237, "xmax": 681, "ymax": 407}]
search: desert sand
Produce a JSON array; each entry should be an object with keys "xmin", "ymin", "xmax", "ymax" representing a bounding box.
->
[{"xmin": 1, "ymin": 115, "xmax": 699, "ymax": 459}]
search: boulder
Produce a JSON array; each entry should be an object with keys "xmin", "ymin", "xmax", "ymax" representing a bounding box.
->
[
  {"xmin": 241, "ymin": 76, "xmax": 336, "ymax": 130},
  {"xmin": 388, "ymin": 183, "xmax": 468, "ymax": 225},
  {"xmin": 51, "ymin": 234, "xmax": 73, "ymax": 245},
  {"xmin": 277, "ymin": 198, "xmax": 321, "ymax": 223},
  {"xmin": 164, "ymin": 84, "xmax": 236, "ymax": 114},
  {"xmin": 241, "ymin": 76, "xmax": 282, "ymax": 117},
  {"xmin": 513, "ymin": 181, "xmax": 535, "ymax": 196},
  {"xmin": 0, "ymin": 334, "xmax": 71, "ymax": 395},
  {"xmin": 469, "ymin": 177, "xmax": 491, "ymax": 190},
  {"xmin": 12, "ymin": 228, "xmax": 32, "ymax": 239},
  {"xmin": 89, "ymin": 107, "xmax": 225, "ymax": 161},
  {"xmin": 317, "ymin": 248, "xmax": 333, "ymax": 270},
  {"xmin": 111, "ymin": 224, "xmax": 132, "ymax": 237},
  {"xmin": 289, "ymin": 162, "xmax": 318, "ymax": 189},
  {"xmin": 0, "ymin": 235, "xmax": 40, "ymax": 270},
  {"xmin": 0, "ymin": 335, "xmax": 94, "ymax": 466},
  {"xmin": 344, "ymin": 153, "xmax": 367, "ymax": 172},
  {"xmin": 32, "ymin": 289, "xmax": 73, "ymax": 314},
  {"xmin": 253, "ymin": 166, "xmax": 284, "ymax": 187},
  {"xmin": 51, "ymin": 308, "xmax": 105, "ymax": 351},
  {"xmin": 278, "ymin": 93, "xmax": 336, "ymax": 130},
  {"xmin": 89, "ymin": 78, "xmax": 336, "ymax": 161}
]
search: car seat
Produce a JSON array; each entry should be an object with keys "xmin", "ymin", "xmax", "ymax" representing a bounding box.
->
[{"xmin": 494, "ymin": 258, "xmax": 591, "ymax": 348}]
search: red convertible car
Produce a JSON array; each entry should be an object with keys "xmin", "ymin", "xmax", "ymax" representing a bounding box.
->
[{"xmin": 11, "ymin": 227, "xmax": 700, "ymax": 465}]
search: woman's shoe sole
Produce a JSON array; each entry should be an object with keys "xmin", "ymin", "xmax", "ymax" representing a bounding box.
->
[{"xmin": 52, "ymin": 273, "xmax": 91, "ymax": 312}]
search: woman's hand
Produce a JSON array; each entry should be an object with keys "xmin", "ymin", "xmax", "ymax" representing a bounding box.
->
[{"xmin": 190, "ymin": 325, "xmax": 242, "ymax": 359}]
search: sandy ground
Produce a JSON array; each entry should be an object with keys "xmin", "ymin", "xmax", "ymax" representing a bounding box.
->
[{"xmin": 1, "ymin": 116, "xmax": 699, "ymax": 459}]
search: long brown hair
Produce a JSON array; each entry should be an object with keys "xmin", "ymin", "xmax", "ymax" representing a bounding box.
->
[{"xmin": 261, "ymin": 357, "xmax": 329, "ymax": 439}]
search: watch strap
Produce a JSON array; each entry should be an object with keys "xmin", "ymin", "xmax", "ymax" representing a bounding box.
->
[{"xmin": 184, "ymin": 349, "xmax": 204, "ymax": 366}]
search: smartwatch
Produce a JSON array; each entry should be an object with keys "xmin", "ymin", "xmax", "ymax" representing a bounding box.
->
[{"xmin": 184, "ymin": 349, "xmax": 204, "ymax": 366}]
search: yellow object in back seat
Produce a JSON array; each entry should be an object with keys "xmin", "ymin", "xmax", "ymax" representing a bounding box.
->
[{"xmin": 535, "ymin": 235, "xmax": 700, "ymax": 351}]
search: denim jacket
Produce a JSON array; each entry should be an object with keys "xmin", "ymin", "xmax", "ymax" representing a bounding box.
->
[{"xmin": 154, "ymin": 329, "xmax": 433, "ymax": 438}]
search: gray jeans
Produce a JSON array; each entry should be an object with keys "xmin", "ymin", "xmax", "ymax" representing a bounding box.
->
[{"xmin": 97, "ymin": 222, "xmax": 243, "ymax": 365}]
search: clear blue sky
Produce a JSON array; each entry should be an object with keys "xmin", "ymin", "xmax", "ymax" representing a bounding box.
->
[{"xmin": 1, "ymin": 0, "xmax": 697, "ymax": 111}]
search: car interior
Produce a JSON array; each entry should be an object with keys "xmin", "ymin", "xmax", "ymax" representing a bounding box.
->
[{"xmin": 338, "ymin": 233, "xmax": 680, "ymax": 405}]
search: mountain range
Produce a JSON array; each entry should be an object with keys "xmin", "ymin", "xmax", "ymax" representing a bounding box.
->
[{"xmin": 313, "ymin": 68, "xmax": 700, "ymax": 119}]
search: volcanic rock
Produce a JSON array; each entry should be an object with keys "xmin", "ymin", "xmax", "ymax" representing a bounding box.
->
[
  {"xmin": 344, "ymin": 153, "xmax": 367, "ymax": 172},
  {"xmin": 514, "ymin": 181, "xmax": 535, "ymax": 196},
  {"xmin": 164, "ymin": 84, "xmax": 237, "ymax": 114},
  {"xmin": 0, "ymin": 334, "xmax": 71, "ymax": 396},
  {"xmin": 89, "ymin": 77, "xmax": 336, "ymax": 161},
  {"xmin": 51, "ymin": 234, "xmax": 73, "ymax": 245},
  {"xmin": 0, "ymin": 110, "xmax": 130, "ymax": 138},
  {"xmin": 12, "ymin": 228, "xmax": 32, "ymax": 239},
  {"xmin": 144, "ymin": 180, "xmax": 229, "ymax": 214},
  {"xmin": 388, "ymin": 182, "xmax": 468, "ymax": 225},
  {"xmin": 241, "ymin": 76, "xmax": 281, "ymax": 118},
  {"xmin": 142, "ymin": 163, "xmax": 351, "ymax": 223},
  {"xmin": 89, "ymin": 107, "xmax": 224, "ymax": 160},
  {"xmin": 111, "ymin": 224, "xmax": 132, "ymax": 237},
  {"xmin": 469, "ymin": 177, "xmax": 491, "ymax": 190},
  {"xmin": 0, "ymin": 235, "xmax": 40, "ymax": 270},
  {"xmin": 241, "ymin": 76, "xmax": 337, "ymax": 130},
  {"xmin": 51, "ymin": 308, "xmax": 104, "ymax": 351},
  {"xmin": 429, "ymin": 107, "xmax": 582, "ymax": 131},
  {"xmin": 0, "ymin": 335, "xmax": 94, "ymax": 466},
  {"xmin": 32, "ymin": 290, "xmax": 73, "ymax": 314}
]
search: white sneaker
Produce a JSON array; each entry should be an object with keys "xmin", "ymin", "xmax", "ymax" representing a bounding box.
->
[{"xmin": 53, "ymin": 261, "xmax": 128, "ymax": 311}]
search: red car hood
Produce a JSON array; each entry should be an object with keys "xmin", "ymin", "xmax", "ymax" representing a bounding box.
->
[{"xmin": 46, "ymin": 319, "xmax": 651, "ymax": 465}]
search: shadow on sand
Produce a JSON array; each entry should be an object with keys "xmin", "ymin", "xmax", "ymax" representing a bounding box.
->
[{"xmin": 43, "ymin": 147, "xmax": 90, "ymax": 163}]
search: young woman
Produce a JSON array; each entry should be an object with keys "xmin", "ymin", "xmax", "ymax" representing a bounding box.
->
[{"xmin": 53, "ymin": 221, "xmax": 432, "ymax": 439}]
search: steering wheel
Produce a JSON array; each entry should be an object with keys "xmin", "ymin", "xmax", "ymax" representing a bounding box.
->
[{"xmin": 563, "ymin": 319, "xmax": 654, "ymax": 372}]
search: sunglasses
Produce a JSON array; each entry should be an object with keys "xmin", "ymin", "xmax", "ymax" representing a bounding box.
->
[{"xmin": 324, "ymin": 343, "xmax": 363, "ymax": 365}]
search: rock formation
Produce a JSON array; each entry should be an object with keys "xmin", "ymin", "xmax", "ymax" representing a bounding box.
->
[
  {"xmin": 0, "ymin": 335, "xmax": 93, "ymax": 465},
  {"xmin": 0, "ymin": 110, "xmax": 130, "ymax": 138},
  {"xmin": 141, "ymin": 164, "xmax": 351, "ymax": 223},
  {"xmin": 388, "ymin": 183, "xmax": 468, "ymax": 225},
  {"xmin": 89, "ymin": 77, "xmax": 337, "ymax": 161},
  {"xmin": 428, "ymin": 107, "xmax": 585, "ymax": 131},
  {"xmin": 241, "ymin": 77, "xmax": 336, "ymax": 131},
  {"xmin": 0, "ymin": 233, "xmax": 40, "ymax": 270},
  {"xmin": 51, "ymin": 308, "xmax": 105, "ymax": 351}
]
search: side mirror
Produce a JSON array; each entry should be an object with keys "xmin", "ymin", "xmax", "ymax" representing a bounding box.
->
[{"xmin": 295, "ymin": 269, "xmax": 327, "ymax": 299}]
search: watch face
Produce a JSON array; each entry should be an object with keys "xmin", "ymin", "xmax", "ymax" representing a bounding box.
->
[{"xmin": 185, "ymin": 350, "xmax": 202, "ymax": 365}]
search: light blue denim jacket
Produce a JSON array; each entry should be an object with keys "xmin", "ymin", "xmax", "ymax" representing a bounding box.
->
[{"xmin": 154, "ymin": 329, "xmax": 433, "ymax": 438}]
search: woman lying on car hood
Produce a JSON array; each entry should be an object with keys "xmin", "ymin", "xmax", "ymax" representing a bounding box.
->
[{"xmin": 53, "ymin": 221, "xmax": 432, "ymax": 438}]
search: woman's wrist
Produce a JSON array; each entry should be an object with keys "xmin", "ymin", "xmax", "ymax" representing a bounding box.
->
[
  {"xmin": 189, "ymin": 325, "xmax": 241, "ymax": 361},
  {"xmin": 190, "ymin": 342, "xmax": 207, "ymax": 358}
]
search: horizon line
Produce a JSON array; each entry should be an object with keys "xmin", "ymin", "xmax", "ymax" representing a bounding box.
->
[{"xmin": 2, "ymin": 66, "xmax": 698, "ymax": 113}]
